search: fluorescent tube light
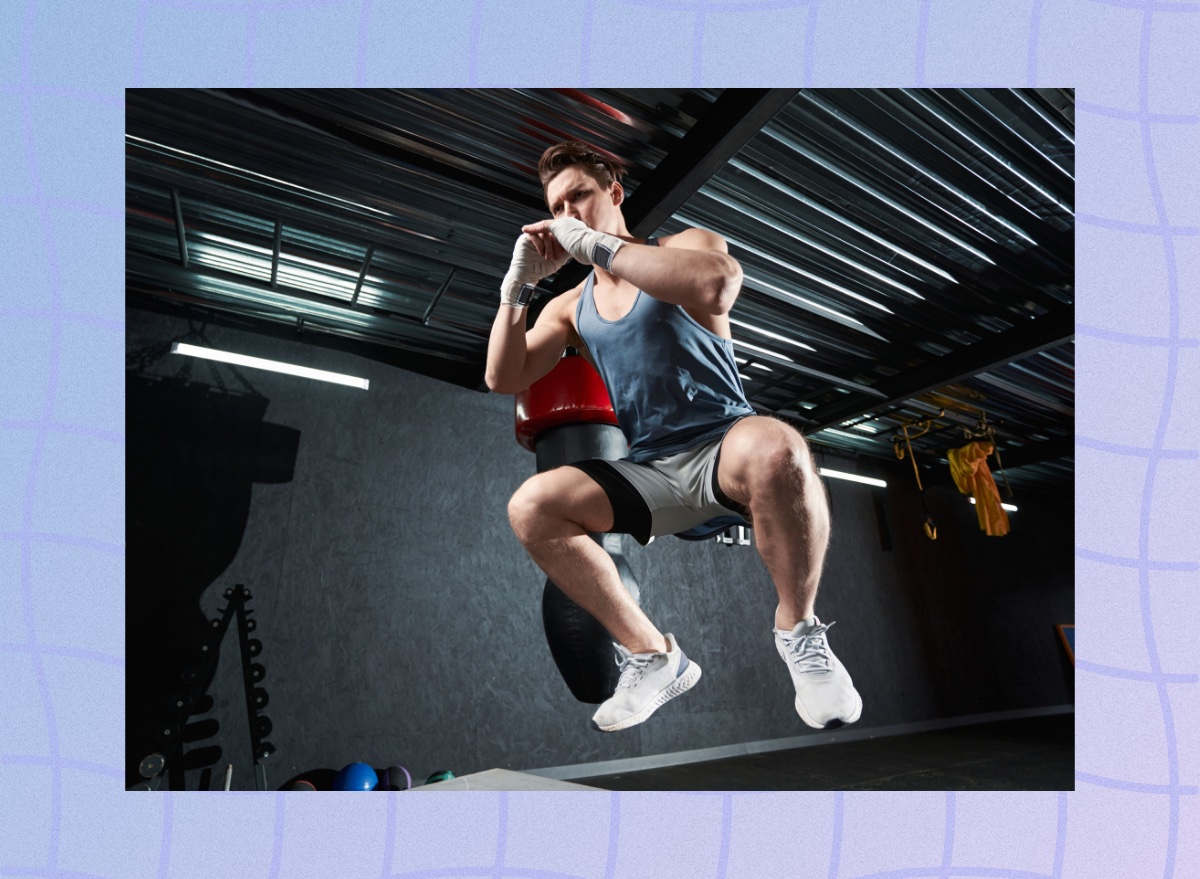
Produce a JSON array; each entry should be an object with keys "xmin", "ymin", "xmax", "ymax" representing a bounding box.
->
[
  {"xmin": 819, "ymin": 468, "xmax": 887, "ymax": 488},
  {"xmin": 818, "ymin": 428, "xmax": 874, "ymax": 441},
  {"xmin": 733, "ymin": 339, "xmax": 794, "ymax": 362},
  {"xmin": 730, "ymin": 318, "xmax": 817, "ymax": 352},
  {"xmin": 763, "ymin": 127, "xmax": 996, "ymax": 265},
  {"xmin": 700, "ymin": 188, "xmax": 926, "ymax": 299},
  {"xmin": 970, "ymin": 497, "xmax": 1018, "ymax": 512},
  {"xmin": 730, "ymin": 157, "xmax": 959, "ymax": 284},
  {"xmin": 749, "ymin": 276, "xmax": 865, "ymax": 326},
  {"xmin": 171, "ymin": 343, "xmax": 370, "ymax": 390},
  {"xmin": 904, "ymin": 93, "xmax": 1072, "ymax": 216},
  {"xmin": 716, "ymin": 229, "xmax": 893, "ymax": 313},
  {"xmin": 800, "ymin": 91, "xmax": 1037, "ymax": 245}
]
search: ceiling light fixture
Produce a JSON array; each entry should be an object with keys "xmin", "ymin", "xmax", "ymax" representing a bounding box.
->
[
  {"xmin": 903, "ymin": 91, "xmax": 1073, "ymax": 216},
  {"xmin": 817, "ymin": 427, "xmax": 875, "ymax": 441},
  {"xmin": 730, "ymin": 317, "xmax": 817, "ymax": 352},
  {"xmin": 748, "ymin": 276, "xmax": 864, "ymax": 326},
  {"xmin": 700, "ymin": 189, "xmax": 926, "ymax": 299},
  {"xmin": 172, "ymin": 342, "xmax": 370, "ymax": 390},
  {"xmin": 763, "ymin": 127, "xmax": 996, "ymax": 265},
  {"xmin": 721, "ymin": 231, "xmax": 894, "ymax": 314},
  {"xmin": 970, "ymin": 497, "xmax": 1018, "ymax": 512},
  {"xmin": 730, "ymin": 158, "xmax": 958, "ymax": 284},
  {"xmin": 800, "ymin": 91, "xmax": 1037, "ymax": 245},
  {"xmin": 819, "ymin": 469, "xmax": 887, "ymax": 488},
  {"xmin": 733, "ymin": 339, "xmax": 794, "ymax": 362}
]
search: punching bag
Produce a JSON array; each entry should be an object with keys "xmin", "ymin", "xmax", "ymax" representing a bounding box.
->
[{"xmin": 515, "ymin": 351, "xmax": 641, "ymax": 704}]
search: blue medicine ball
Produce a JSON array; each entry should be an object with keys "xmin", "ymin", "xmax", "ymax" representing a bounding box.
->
[{"xmin": 332, "ymin": 762, "xmax": 378, "ymax": 791}]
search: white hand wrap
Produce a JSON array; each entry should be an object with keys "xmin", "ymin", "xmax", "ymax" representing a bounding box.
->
[
  {"xmin": 549, "ymin": 217, "xmax": 625, "ymax": 272},
  {"xmin": 501, "ymin": 234, "xmax": 570, "ymax": 308}
]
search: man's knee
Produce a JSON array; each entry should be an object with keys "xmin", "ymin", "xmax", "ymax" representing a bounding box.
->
[
  {"xmin": 749, "ymin": 422, "xmax": 816, "ymax": 491},
  {"xmin": 510, "ymin": 470, "xmax": 592, "ymax": 543},
  {"xmin": 508, "ymin": 466, "xmax": 617, "ymax": 541},
  {"xmin": 507, "ymin": 476, "xmax": 549, "ymax": 544}
]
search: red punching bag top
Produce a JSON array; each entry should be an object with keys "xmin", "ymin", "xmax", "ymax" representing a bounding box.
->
[{"xmin": 514, "ymin": 353, "xmax": 619, "ymax": 452}]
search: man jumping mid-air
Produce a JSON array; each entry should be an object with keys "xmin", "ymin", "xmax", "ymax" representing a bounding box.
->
[{"xmin": 486, "ymin": 141, "xmax": 862, "ymax": 733}]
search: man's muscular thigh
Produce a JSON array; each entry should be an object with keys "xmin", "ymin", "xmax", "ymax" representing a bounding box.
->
[
  {"xmin": 716, "ymin": 415, "xmax": 815, "ymax": 507},
  {"xmin": 508, "ymin": 465, "xmax": 616, "ymax": 538}
]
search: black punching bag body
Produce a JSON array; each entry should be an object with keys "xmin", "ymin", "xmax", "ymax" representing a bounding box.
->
[{"xmin": 515, "ymin": 355, "xmax": 642, "ymax": 704}]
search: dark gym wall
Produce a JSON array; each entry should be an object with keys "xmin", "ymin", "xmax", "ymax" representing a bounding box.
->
[{"xmin": 126, "ymin": 306, "xmax": 1073, "ymax": 788}]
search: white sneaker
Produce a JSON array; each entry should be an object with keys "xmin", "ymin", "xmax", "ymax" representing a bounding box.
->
[
  {"xmin": 775, "ymin": 617, "xmax": 862, "ymax": 729},
  {"xmin": 590, "ymin": 633, "xmax": 701, "ymax": 732}
]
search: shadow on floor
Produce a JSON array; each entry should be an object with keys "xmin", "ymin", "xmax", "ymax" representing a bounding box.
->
[{"xmin": 574, "ymin": 712, "xmax": 1074, "ymax": 791}]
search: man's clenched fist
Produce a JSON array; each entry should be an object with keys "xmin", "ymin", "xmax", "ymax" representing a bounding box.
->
[
  {"xmin": 547, "ymin": 217, "xmax": 626, "ymax": 271},
  {"xmin": 500, "ymin": 233, "xmax": 570, "ymax": 308}
]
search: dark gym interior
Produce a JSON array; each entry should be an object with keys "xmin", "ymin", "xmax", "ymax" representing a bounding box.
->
[{"xmin": 125, "ymin": 89, "xmax": 1074, "ymax": 791}]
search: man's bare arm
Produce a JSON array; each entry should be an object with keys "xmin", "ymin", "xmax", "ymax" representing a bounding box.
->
[
  {"xmin": 526, "ymin": 220, "xmax": 742, "ymax": 315},
  {"xmin": 485, "ymin": 293, "xmax": 572, "ymax": 394},
  {"xmin": 610, "ymin": 228, "xmax": 742, "ymax": 315},
  {"xmin": 485, "ymin": 232, "xmax": 574, "ymax": 393}
]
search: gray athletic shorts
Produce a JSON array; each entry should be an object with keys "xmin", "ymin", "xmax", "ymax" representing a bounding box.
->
[{"xmin": 568, "ymin": 422, "xmax": 752, "ymax": 545}]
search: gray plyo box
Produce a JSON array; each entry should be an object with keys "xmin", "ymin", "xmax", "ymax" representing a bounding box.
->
[{"xmin": 412, "ymin": 769, "xmax": 599, "ymax": 791}]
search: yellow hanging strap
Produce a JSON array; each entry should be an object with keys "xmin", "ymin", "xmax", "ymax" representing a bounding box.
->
[
  {"xmin": 894, "ymin": 419, "xmax": 938, "ymax": 540},
  {"xmin": 992, "ymin": 443, "xmax": 1014, "ymax": 499},
  {"xmin": 902, "ymin": 425, "xmax": 924, "ymax": 491}
]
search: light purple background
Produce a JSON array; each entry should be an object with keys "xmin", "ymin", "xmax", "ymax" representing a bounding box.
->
[{"xmin": 1, "ymin": 1, "xmax": 1196, "ymax": 877}]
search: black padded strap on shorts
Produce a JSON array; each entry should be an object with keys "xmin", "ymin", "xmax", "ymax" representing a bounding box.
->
[
  {"xmin": 567, "ymin": 460, "xmax": 653, "ymax": 546},
  {"xmin": 712, "ymin": 442, "xmax": 752, "ymax": 522}
]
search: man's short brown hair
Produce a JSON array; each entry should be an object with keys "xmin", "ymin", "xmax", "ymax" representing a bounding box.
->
[{"xmin": 537, "ymin": 141, "xmax": 623, "ymax": 210}]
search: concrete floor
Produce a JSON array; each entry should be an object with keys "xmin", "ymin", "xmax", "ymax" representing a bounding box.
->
[{"xmin": 574, "ymin": 713, "xmax": 1074, "ymax": 790}]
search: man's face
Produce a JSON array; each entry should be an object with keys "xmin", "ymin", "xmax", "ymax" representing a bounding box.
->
[{"xmin": 545, "ymin": 165, "xmax": 622, "ymax": 231}]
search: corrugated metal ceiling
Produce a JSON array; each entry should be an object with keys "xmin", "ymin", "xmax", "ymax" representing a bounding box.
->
[{"xmin": 126, "ymin": 88, "xmax": 1074, "ymax": 492}]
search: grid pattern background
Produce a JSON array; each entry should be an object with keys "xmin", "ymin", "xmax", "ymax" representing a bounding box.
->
[{"xmin": 2, "ymin": 1, "xmax": 1197, "ymax": 877}]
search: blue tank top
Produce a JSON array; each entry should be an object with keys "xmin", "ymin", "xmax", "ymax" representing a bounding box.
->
[{"xmin": 575, "ymin": 237, "xmax": 756, "ymax": 463}]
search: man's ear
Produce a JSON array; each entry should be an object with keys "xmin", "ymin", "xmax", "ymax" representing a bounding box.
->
[{"xmin": 612, "ymin": 182, "xmax": 624, "ymax": 205}]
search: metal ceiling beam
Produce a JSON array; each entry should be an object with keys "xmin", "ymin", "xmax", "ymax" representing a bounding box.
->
[
  {"xmin": 270, "ymin": 219, "xmax": 281, "ymax": 287},
  {"xmin": 127, "ymin": 164, "xmax": 503, "ymax": 278},
  {"xmin": 129, "ymin": 286, "xmax": 468, "ymax": 360},
  {"xmin": 803, "ymin": 306, "xmax": 1075, "ymax": 434},
  {"xmin": 350, "ymin": 244, "xmax": 376, "ymax": 307},
  {"xmin": 547, "ymin": 88, "xmax": 799, "ymax": 294},
  {"xmin": 731, "ymin": 344, "xmax": 887, "ymax": 399},
  {"xmin": 125, "ymin": 253, "xmax": 481, "ymax": 353},
  {"xmin": 423, "ymin": 268, "xmax": 456, "ymax": 325},
  {"xmin": 127, "ymin": 289, "xmax": 486, "ymax": 392},
  {"xmin": 997, "ymin": 434, "xmax": 1073, "ymax": 470},
  {"xmin": 235, "ymin": 89, "xmax": 543, "ymax": 211},
  {"xmin": 170, "ymin": 189, "xmax": 189, "ymax": 267},
  {"xmin": 625, "ymin": 88, "xmax": 801, "ymax": 234}
]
